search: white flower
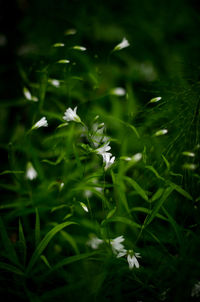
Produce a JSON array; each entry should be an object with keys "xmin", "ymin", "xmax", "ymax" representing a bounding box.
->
[
  {"xmin": 182, "ymin": 151, "xmax": 195, "ymax": 157},
  {"xmin": 149, "ymin": 96, "xmax": 162, "ymax": 103},
  {"xmin": 63, "ymin": 106, "xmax": 81, "ymax": 123},
  {"xmin": 111, "ymin": 236, "xmax": 126, "ymax": 255},
  {"xmin": 23, "ymin": 87, "xmax": 38, "ymax": 102},
  {"xmin": 102, "ymin": 152, "xmax": 115, "ymax": 170},
  {"xmin": 57, "ymin": 59, "xmax": 70, "ymax": 64},
  {"xmin": 191, "ymin": 281, "xmax": 200, "ymax": 297},
  {"xmin": 48, "ymin": 79, "xmax": 60, "ymax": 87},
  {"xmin": 72, "ymin": 45, "xmax": 87, "ymax": 51},
  {"xmin": 25, "ymin": 162, "xmax": 37, "ymax": 180},
  {"xmin": 113, "ymin": 37, "xmax": 130, "ymax": 52},
  {"xmin": 123, "ymin": 153, "xmax": 142, "ymax": 163},
  {"xmin": 110, "ymin": 87, "xmax": 126, "ymax": 96},
  {"xmin": 80, "ymin": 202, "xmax": 89, "ymax": 212},
  {"xmin": 96, "ymin": 142, "xmax": 111, "ymax": 155},
  {"xmin": 53, "ymin": 43, "xmax": 65, "ymax": 47},
  {"xmin": 32, "ymin": 117, "xmax": 48, "ymax": 130},
  {"xmin": 127, "ymin": 251, "xmax": 141, "ymax": 269},
  {"xmin": 183, "ymin": 163, "xmax": 197, "ymax": 170},
  {"xmin": 154, "ymin": 129, "xmax": 168, "ymax": 136},
  {"xmin": 87, "ymin": 236, "xmax": 103, "ymax": 249}
]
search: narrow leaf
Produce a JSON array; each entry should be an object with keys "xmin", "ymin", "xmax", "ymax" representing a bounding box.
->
[
  {"xmin": 102, "ymin": 216, "xmax": 141, "ymax": 229},
  {"xmin": 125, "ymin": 176, "xmax": 148, "ymax": 201},
  {"xmin": 168, "ymin": 181, "xmax": 193, "ymax": 200},
  {"xmin": 0, "ymin": 262, "xmax": 24, "ymax": 276},
  {"xmin": 35, "ymin": 208, "xmax": 40, "ymax": 247},
  {"xmin": 26, "ymin": 221, "xmax": 76, "ymax": 273},
  {"xmin": 145, "ymin": 165, "xmax": 165, "ymax": 181},
  {"xmin": 19, "ymin": 219, "xmax": 27, "ymax": 265},
  {"xmin": 144, "ymin": 187, "xmax": 174, "ymax": 227}
]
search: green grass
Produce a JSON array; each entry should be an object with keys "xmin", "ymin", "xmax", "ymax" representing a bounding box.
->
[{"xmin": 0, "ymin": 15, "xmax": 200, "ymax": 301}]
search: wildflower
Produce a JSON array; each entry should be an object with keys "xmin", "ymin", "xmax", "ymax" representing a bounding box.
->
[
  {"xmin": 102, "ymin": 152, "xmax": 115, "ymax": 170},
  {"xmin": 72, "ymin": 45, "xmax": 86, "ymax": 51},
  {"xmin": 182, "ymin": 163, "xmax": 197, "ymax": 170},
  {"xmin": 191, "ymin": 281, "xmax": 200, "ymax": 297},
  {"xmin": 87, "ymin": 236, "xmax": 103, "ymax": 249},
  {"xmin": 127, "ymin": 250, "xmax": 141, "ymax": 269},
  {"xmin": 110, "ymin": 87, "xmax": 126, "ymax": 96},
  {"xmin": 23, "ymin": 87, "xmax": 38, "ymax": 102},
  {"xmin": 48, "ymin": 79, "xmax": 60, "ymax": 87},
  {"xmin": 154, "ymin": 129, "xmax": 168, "ymax": 136},
  {"xmin": 53, "ymin": 43, "xmax": 65, "ymax": 47},
  {"xmin": 111, "ymin": 236, "xmax": 126, "ymax": 256},
  {"xmin": 96, "ymin": 142, "xmax": 111, "ymax": 155},
  {"xmin": 182, "ymin": 151, "xmax": 195, "ymax": 157},
  {"xmin": 113, "ymin": 37, "xmax": 130, "ymax": 52},
  {"xmin": 25, "ymin": 162, "xmax": 37, "ymax": 180},
  {"xmin": 32, "ymin": 117, "xmax": 48, "ymax": 130},
  {"xmin": 59, "ymin": 182, "xmax": 64, "ymax": 191},
  {"xmin": 149, "ymin": 96, "xmax": 162, "ymax": 103},
  {"xmin": 123, "ymin": 153, "xmax": 142, "ymax": 163},
  {"xmin": 63, "ymin": 106, "xmax": 81, "ymax": 123},
  {"xmin": 80, "ymin": 202, "xmax": 89, "ymax": 212},
  {"xmin": 57, "ymin": 59, "xmax": 70, "ymax": 64}
]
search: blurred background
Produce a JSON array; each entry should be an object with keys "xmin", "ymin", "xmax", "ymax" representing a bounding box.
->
[{"xmin": 1, "ymin": 0, "xmax": 200, "ymax": 177}]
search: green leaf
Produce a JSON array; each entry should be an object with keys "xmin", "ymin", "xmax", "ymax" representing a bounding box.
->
[
  {"xmin": 40, "ymin": 255, "xmax": 52, "ymax": 269},
  {"xmin": 0, "ymin": 170, "xmax": 24, "ymax": 176},
  {"xmin": 145, "ymin": 165, "xmax": 165, "ymax": 181},
  {"xmin": 130, "ymin": 207, "xmax": 168, "ymax": 221},
  {"xmin": 112, "ymin": 175, "xmax": 130, "ymax": 213},
  {"xmin": 125, "ymin": 176, "xmax": 148, "ymax": 201},
  {"xmin": 18, "ymin": 219, "xmax": 27, "ymax": 265},
  {"xmin": 102, "ymin": 216, "xmax": 141, "ymax": 229},
  {"xmin": 167, "ymin": 181, "xmax": 193, "ymax": 200},
  {"xmin": 57, "ymin": 122, "xmax": 69, "ymax": 129},
  {"xmin": 144, "ymin": 186, "xmax": 174, "ymax": 227},
  {"xmin": 0, "ymin": 262, "xmax": 24, "ymax": 276},
  {"xmin": 162, "ymin": 155, "xmax": 170, "ymax": 170},
  {"xmin": 26, "ymin": 221, "xmax": 76, "ymax": 274},
  {"xmin": 0, "ymin": 218, "xmax": 20, "ymax": 266},
  {"xmin": 35, "ymin": 208, "xmax": 40, "ymax": 248},
  {"xmin": 106, "ymin": 206, "xmax": 117, "ymax": 219},
  {"xmin": 151, "ymin": 188, "xmax": 165, "ymax": 202}
]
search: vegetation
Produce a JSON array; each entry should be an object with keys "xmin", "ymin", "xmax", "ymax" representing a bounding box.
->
[{"xmin": 0, "ymin": 1, "xmax": 200, "ymax": 301}]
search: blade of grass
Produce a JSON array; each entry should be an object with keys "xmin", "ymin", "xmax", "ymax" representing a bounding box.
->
[
  {"xmin": 26, "ymin": 221, "xmax": 76, "ymax": 274},
  {"xmin": 144, "ymin": 186, "xmax": 174, "ymax": 227},
  {"xmin": 167, "ymin": 181, "xmax": 193, "ymax": 200},
  {"xmin": 0, "ymin": 262, "xmax": 24, "ymax": 276},
  {"xmin": 124, "ymin": 176, "xmax": 148, "ymax": 201},
  {"xmin": 19, "ymin": 219, "xmax": 27, "ymax": 266},
  {"xmin": 102, "ymin": 216, "xmax": 141, "ymax": 229},
  {"xmin": 35, "ymin": 208, "xmax": 40, "ymax": 247}
]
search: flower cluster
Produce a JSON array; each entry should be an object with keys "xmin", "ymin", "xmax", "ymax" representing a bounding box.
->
[
  {"xmin": 62, "ymin": 107, "xmax": 115, "ymax": 170},
  {"xmin": 87, "ymin": 235, "xmax": 141, "ymax": 270},
  {"xmin": 191, "ymin": 281, "xmax": 200, "ymax": 297}
]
